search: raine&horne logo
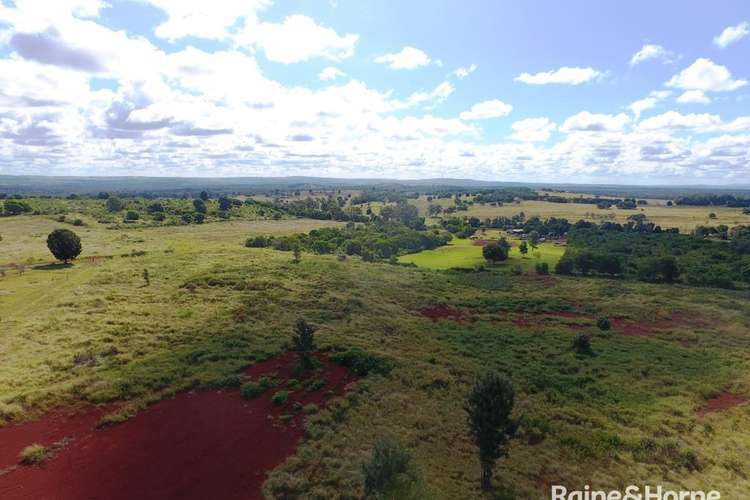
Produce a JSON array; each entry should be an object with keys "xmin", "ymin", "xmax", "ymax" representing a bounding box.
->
[{"xmin": 551, "ymin": 485, "xmax": 721, "ymax": 500}]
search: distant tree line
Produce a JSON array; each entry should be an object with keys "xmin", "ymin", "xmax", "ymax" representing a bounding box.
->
[
  {"xmin": 246, "ymin": 221, "xmax": 451, "ymax": 260},
  {"xmin": 675, "ymin": 194, "xmax": 750, "ymax": 208}
]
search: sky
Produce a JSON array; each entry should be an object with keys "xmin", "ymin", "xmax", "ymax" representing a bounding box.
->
[{"xmin": 0, "ymin": 0, "xmax": 749, "ymax": 184}]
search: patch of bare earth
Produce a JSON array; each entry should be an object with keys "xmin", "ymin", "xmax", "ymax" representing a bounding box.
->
[
  {"xmin": 697, "ymin": 393, "xmax": 748, "ymax": 417},
  {"xmin": 0, "ymin": 352, "xmax": 356, "ymax": 500},
  {"xmin": 612, "ymin": 312, "xmax": 695, "ymax": 337},
  {"xmin": 471, "ymin": 239, "xmax": 494, "ymax": 247},
  {"xmin": 419, "ymin": 305, "xmax": 467, "ymax": 322}
]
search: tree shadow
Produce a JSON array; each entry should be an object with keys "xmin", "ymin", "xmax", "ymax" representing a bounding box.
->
[{"xmin": 33, "ymin": 262, "xmax": 73, "ymax": 271}]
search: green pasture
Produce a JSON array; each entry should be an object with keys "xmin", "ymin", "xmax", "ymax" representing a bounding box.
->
[{"xmin": 398, "ymin": 234, "xmax": 566, "ymax": 272}]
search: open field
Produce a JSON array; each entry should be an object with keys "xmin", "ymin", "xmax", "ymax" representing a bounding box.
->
[
  {"xmin": 398, "ymin": 234, "xmax": 566, "ymax": 272},
  {"xmin": 2, "ymin": 212, "xmax": 750, "ymax": 498},
  {"xmin": 462, "ymin": 200, "xmax": 750, "ymax": 233}
]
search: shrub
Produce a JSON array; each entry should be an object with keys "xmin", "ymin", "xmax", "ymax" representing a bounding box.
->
[
  {"xmin": 240, "ymin": 382, "xmax": 265, "ymax": 399},
  {"xmin": 245, "ymin": 236, "xmax": 270, "ymax": 248},
  {"xmin": 258, "ymin": 376, "xmax": 278, "ymax": 389},
  {"xmin": 535, "ymin": 262, "xmax": 550, "ymax": 275},
  {"xmin": 572, "ymin": 333, "xmax": 592, "ymax": 355},
  {"xmin": 596, "ymin": 317, "xmax": 611, "ymax": 331},
  {"xmin": 124, "ymin": 211, "xmax": 139, "ymax": 221},
  {"xmin": 72, "ymin": 218, "xmax": 84, "ymax": 226},
  {"xmin": 0, "ymin": 401, "xmax": 23, "ymax": 422},
  {"xmin": 106, "ymin": 196, "xmax": 123, "ymax": 212},
  {"xmin": 19, "ymin": 444, "xmax": 48, "ymax": 465},
  {"xmin": 271, "ymin": 390, "xmax": 289, "ymax": 406},
  {"xmin": 291, "ymin": 319, "xmax": 316, "ymax": 372},
  {"xmin": 362, "ymin": 436, "xmax": 420, "ymax": 498},
  {"xmin": 306, "ymin": 378, "xmax": 327, "ymax": 392},
  {"xmin": 331, "ymin": 347, "xmax": 393, "ymax": 376}
]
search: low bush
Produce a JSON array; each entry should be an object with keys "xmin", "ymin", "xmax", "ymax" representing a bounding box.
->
[
  {"xmin": 19, "ymin": 444, "xmax": 48, "ymax": 465},
  {"xmin": 535, "ymin": 262, "xmax": 550, "ymax": 275},
  {"xmin": 572, "ymin": 333, "xmax": 592, "ymax": 355},
  {"xmin": 240, "ymin": 382, "xmax": 265, "ymax": 400},
  {"xmin": 272, "ymin": 390, "xmax": 290, "ymax": 406},
  {"xmin": 331, "ymin": 347, "xmax": 393, "ymax": 376},
  {"xmin": 362, "ymin": 436, "xmax": 421, "ymax": 498},
  {"xmin": 596, "ymin": 317, "xmax": 611, "ymax": 331}
]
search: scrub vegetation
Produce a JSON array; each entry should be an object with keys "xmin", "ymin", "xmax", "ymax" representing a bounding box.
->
[{"xmin": 2, "ymin": 186, "xmax": 750, "ymax": 499}]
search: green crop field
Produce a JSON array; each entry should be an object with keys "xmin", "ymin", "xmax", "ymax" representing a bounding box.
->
[
  {"xmin": 2, "ymin": 202, "xmax": 750, "ymax": 499},
  {"xmin": 398, "ymin": 233, "xmax": 566, "ymax": 272}
]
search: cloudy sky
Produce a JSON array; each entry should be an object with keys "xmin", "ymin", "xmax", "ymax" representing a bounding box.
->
[{"xmin": 0, "ymin": 0, "xmax": 749, "ymax": 184}]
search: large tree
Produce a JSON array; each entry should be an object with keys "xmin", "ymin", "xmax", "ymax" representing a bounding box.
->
[
  {"xmin": 465, "ymin": 372, "xmax": 516, "ymax": 491},
  {"xmin": 46, "ymin": 229, "xmax": 82, "ymax": 263},
  {"xmin": 482, "ymin": 238, "xmax": 510, "ymax": 264}
]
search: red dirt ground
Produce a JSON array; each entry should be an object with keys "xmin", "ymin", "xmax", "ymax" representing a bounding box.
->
[
  {"xmin": 697, "ymin": 393, "xmax": 748, "ymax": 417},
  {"xmin": 0, "ymin": 352, "xmax": 355, "ymax": 500},
  {"xmin": 471, "ymin": 239, "xmax": 494, "ymax": 246},
  {"xmin": 419, "ymin": 305, "xmax": 467, "ymax": 321},
  {"xmin": 611, "ymin": 314, "xmax": 691, "ymax": 337}
]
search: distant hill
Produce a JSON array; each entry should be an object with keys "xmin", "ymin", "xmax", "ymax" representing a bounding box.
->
[{"xmin": 1, "ymin": 175, "xmax": 750, "ymax": 199}]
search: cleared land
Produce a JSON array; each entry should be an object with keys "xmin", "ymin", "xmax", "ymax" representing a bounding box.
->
[
  {"xmin": 398, "ymin": 234, "xmax": 565, "ymax": 272},
  {"xmin": 2, "ymin": 210, "xmax": 750, "ymax": 499},
  {"xmin": 408, "ymin": 195, "xmax": 750, "ymax": 233}
]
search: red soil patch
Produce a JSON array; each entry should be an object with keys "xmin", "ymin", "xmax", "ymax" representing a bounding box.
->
[
  {"xmin": 0, "ymin": 352, "xmax": 355, "ymax": 500},
  {"xmin": 419, "ymin": 305, "xmax": 467, "ymax": 321},
  {"xmin": 697, "ymin": 393, "xmax": 748, "ymax": 417},
  {"xmin": 612, "ymin": 314, "xmax": 690, "ymax": 337},
  {"xmin": 471, "ymin": 239, "xmax": 494, "ymax": 246},
  {"xmin": 511, "ymin": 311, "xmax": 590, "ymax": 329}
]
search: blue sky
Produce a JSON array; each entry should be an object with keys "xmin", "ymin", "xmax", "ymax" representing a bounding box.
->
[{"xmin": 0, "ymin": 0, "xmax": 748, "ymax": 184}]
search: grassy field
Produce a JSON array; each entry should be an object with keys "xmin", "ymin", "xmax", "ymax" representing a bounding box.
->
[
  {"xmin": 2, "ymin": 213, "xmax": 750, "ymax": 498},
  {"xmin": 398, "ymin": 233, "xmax": 566, "ymax": 272},
  {"xmin": 407, "ymin": 195, "xmax": 750, "ymax": 233},
  {"xmin": 463, "ymin": 200, "xmax": 750, "ymax": 233}
]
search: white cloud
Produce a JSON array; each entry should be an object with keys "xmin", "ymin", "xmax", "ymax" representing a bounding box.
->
[
  {"xmin": 629, "ymin": 97, "xmax": 657, "ymax": 119},
  {"xmin": 142, "ymin": 0, "xmax": 271, "ymax": 41},
  {"xmin": 319, "ymin": 66, "xmax": 346, "ymax": 81},
  {"xmin": 667, "ymin": 58, "xmax": 747, "ymax": 92},
  {"xmin": 629, "ymin": 90, "xmax": 672, "ymax": 118},
  {"xmin": 237, "ymin": 15, "xmax": 358, "ymax": 63},
  {"xmin": 676, "ymin": 90, "xmax": 710, "ymax": 105},
  {"xmin": 460, "ymin": 99, "xmax": 513, "ymax": 120},
  {"xmin": 637, "ymin": 111, "xmax": 722, "ymax": 132},
  {"xmin": 515, "ymin": 66, "xmax": 602, "ymax": 85},
  {"xmin": 629, "ymin": 44, "xmax": 673, "ymax": 65},
  {"xmin": 374, "ymin": 46, "xmax": 430, "ymax": 70},
  {"xmin": 405, "ymin": 82, "xmax": 455, "ymax": 108},
  {"xmin": 510, "ymin": 117, "xmax": 556, "ymax": 142},
  {"xmin": 637, "ymin": 111, "xmax": 750, "ymax": 134},
  {"xmin": 713, "ymin": 22, "xmax": 749, "ymax": 49},
  {"xmin": 561, "ymin": 112, "xmax": 630, "ymax": 133},
  {"xmin": 454, "ymin": 64, "xmax": 477, "ymax": 79}
]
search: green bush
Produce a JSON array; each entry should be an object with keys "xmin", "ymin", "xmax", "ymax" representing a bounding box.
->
[
  {"xmin": 572, "ymin": 333, "xmax": 592, "ymax": 355},
  {"xmin": 271, "ymin": 390, "xmax": 289, "ymax": 406},
  {"xmin": 331, "ymin": 348, "xmax": 393, "ymax": 376},
  {"xmin": 535, "ymin": 262, "xmax": 550, "ymax": 275},
  {"xmin": 362, "ymin": 436, "xmax": 421, "ymax": 498},
  {"xmin": 240, "ymin": 382, "xmax": 265, "ymax": 399},
  {"xmin": 596, "ymin": 317, "xmax": 611, "ymax": 331},
  {"xmin": 19, "ymin": 444, "xmax": 48, "ymax": 465}
]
